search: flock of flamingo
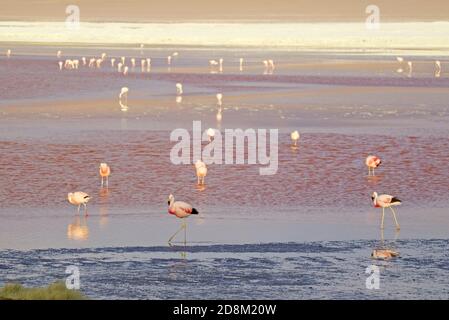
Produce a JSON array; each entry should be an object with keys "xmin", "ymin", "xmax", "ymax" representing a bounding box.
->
[{"xmin": 4, "ymin": 47, "xmax": 439, "ymax": 257}]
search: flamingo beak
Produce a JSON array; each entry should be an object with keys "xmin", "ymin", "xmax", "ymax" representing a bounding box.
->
[{"xmin": 167, "ymin": 201, "xmax": 170, "ymax": 205}]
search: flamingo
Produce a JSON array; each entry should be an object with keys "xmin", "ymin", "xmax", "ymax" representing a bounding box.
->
[
  {"xmin": 371, "ymin": 249, "xmax": 399, "ymax": 260},
  {"xmin": 239, "ymin": 58, "xmax": 244, "ymax": 71},
  {"xmin": 117, "ymin": 62, "xmax": 123, "ymax": 73},
  {"xmin": 68, "ymin": 192, "xmax": 91, "ymax": 214},
  {"xmin": 101, "ymin": 53, "xmax": 107, "ymax": 60},
  {"xmin": 73, "ymin": 60, "xmax": 79, "ymax": 69},
  {"xmin": 396, "ymin": 57, "xmax": 404, "ymax": 63},
  {"xmin": 407, "ymin": 61, "xmax": 413, "ymax": 77},
  {"xmin": 371, "ymin": 192, "xmax": 401, "ymax": 230},
  {"xmin": 58, "ymin": 61, "xmax": 63, "ymax": 70},
  {"xmin": 121, "ymin": 56, "xmax": 125, "ymax": 65},
  {"xmin": 6, "ymin": 49, "xmax": 11, "ymax": 58},
  {"xmin": 167, "ymin": 55, "xmax": 172, "ymax": 65},
  {"xmin": 268, "ymin": 59, "xmax": 275, "ymax": 70},
  {"xmin": 195, "ymin": 160, "xmax": 208, "ymax": 185},
  {"xmin": 207, "ymin": 128, "xmax": 215, "ymax": 142},
  {"xmin": 216, "ymin": 93, "xmax": 223, "ymax": 106},
  {"xmin": 146, "ymin": 58, "xmax": 151, "ymax": 66},
  {"xmin": 119, "ymin": 87, "xmax": 129, "ymax": 102},
  {"xmin": 176, "ymin": 83, "xmax": 183, "ymax": 95},
  {"xmin": 111, "ymin": 58, "xmax": 116, "ymax": 67},
  {"xmin": 167, "ymin": 194, "xmax": 199, "ymax": 244},
  {"xmin": 209, "ymin": 60, "xmax": 219, "ymax": 66},
  {"xmin": 366, "ymin": 155, "xmax": 381, "ymax": 176},
  {"xmin": 291, "ymin": 130, "xmax": 300, "ymax": 146},
  {"xmin": 435, "ymin": 60, "xmax": 442, "ymax": 77},
  {"xmin": 141, "ymin": 59, "xmax": 146, "ymax": 70},
  {"xmin": 88, "ymin": 58, "xmax": 95, "ymax": 68},
  {"xmin": 123, "ymin": 66, "xmax": 129, "ymax": 76},
  {"xmin": 219, "ymin": 58, "xmax": 223, "ymax": 72},
  {"xmin": 82, "ymin": 57, "xmax": 86, "ymax": 66},
  {"xmin": 131, "ymin": 58, "xmax": 136, "ymax": 68},
  {"xmin": 96, "ymin": 58, "xmax": 103, "ymax": 68},
  {"xmin": 99, "ymin": 163, "xmax": 111, "ymax": 187},
  {"xmin": 172, "ymin": 52, "xmax": 179, "ymax": 57},
  {"xmin": 56, "ymin": 50, "xmax": 62, "ymax": 58}
]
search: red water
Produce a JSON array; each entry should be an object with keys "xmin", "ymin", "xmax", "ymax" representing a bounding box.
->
[{"xmin": 1, "ymin": 131, "xmax": 448, "ymax": 211}]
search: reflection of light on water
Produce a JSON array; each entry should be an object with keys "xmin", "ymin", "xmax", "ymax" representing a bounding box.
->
[
  {"xmin": 67, "ymin": 216, "xmax": 89, "ymax": 241},
  {"xmin": 176, "ymin": 96, "xmax": 182, "ymax": 104},
  {"xmin": 99, "ymin": 188, "xmax": 109, "ymax": 227}
]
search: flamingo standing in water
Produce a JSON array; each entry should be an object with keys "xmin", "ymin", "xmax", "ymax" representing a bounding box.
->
[
  {"xmin": 119, "ymin": 87, "xmax": 129, "ymax": 103},
  {"xmin": 123, "ymin": 66, "xmax": 129, "ymax": 76},
  {"xmin": 435, "ymin": 60, "xmax": 442, "ymax": 77},
  {"xmin": 167, "ymin": 194, "xmax": 199, "ymax": 244},
  {"xmin": 291, "ymin": 130, "xmax": 300, "ymax": 146},
  {"xmin": 366, "ymin": 155, "xmax": 381, "ymax": 176},
  {"xmin": 195, "ymin": 160, "xmax": 208, "ymax": 185},
  {"xmin": 131, "ymin": 58, "xmax": 136, "ymax": 68},
  {"xmin": 81, "ymin": 57, "xmax": 86, "ymax": 66},
  {"xmin": 56, "ymin": 50, "xmax": 62, "ymax": 58},
  {"xmin": 6, "ymin": 49, "xmax": 11, "ymax": 58},
  {"xmin": 176, "ymin": 83, "xmax": 183, "ymax": 95},
  {"xmin": 111, "ymin": 58, "xmax": 116, "ymax": 67},
  {"xmin": 371, "ymin": 192, "xmax": 401, "ymax": 230},
  {"xmin": 68, "ymin": 192, "xmax": 91, "ymax": 214},
  {"xmin": 167, "ymin": 55, "xmax": 172, "ymax": 65},
  {"xmin": 58, "ymin": 61, "xmax": 63, "ymax": 70},
  {"xmin": 239, "ymin": 58, "xmax": 244, "ymax": 71},
  {"xmin": 99, "ymin": 163, "xmax": 111, "ymax": 187}
]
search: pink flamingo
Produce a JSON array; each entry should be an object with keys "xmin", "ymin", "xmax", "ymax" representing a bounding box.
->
[
  {"xmin": 366, "ymin": 155, "xmax": 382, "ymax": 176},
  {"xmin": 99, "ymin": 163, "xmax": 111, "ymax": 187},
  {"xmin": 68, "ymin": 192, "xmax": 91, "ymax": 214},
  {"xmin": 371, "ymin": 192, "xmax": 401, "ymax": 230},
  {"xmin": 167, "ymin": 194, "xmax": 199, "ymax": 244},
  {"xmin": 195, "ymin": 160, "xmax": 207, "ymax": 185}
]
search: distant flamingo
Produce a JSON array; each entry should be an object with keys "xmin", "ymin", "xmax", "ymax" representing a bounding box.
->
[
  {"xmin": 121, "ymin": 56, "xmax": 125, "ymax": 65},
  {"xmin": 291, "ymin": 130, "xmax": 300, "ymax": 146},
  {"xmin": 68, "ymin": 192, "xmax": 91, "ymax": 214},
  {"xmin": 435, "ymin": 60, "xmax": 442, "ymax": 77},
  {"xmin": 99, "ymin": 163, "xmax": 111, "ymax": 187},
  {"xmin": 119, "ymin": 87, "xmax": 129, "ymax": 102},
  {"xmin": 82, "ymin": 57, "xmax": 86, "ymax": 66},
  {"xmin": 88, "ymin": 58, "xmax": 95, "ymax": 68},
  {"xmin": 123, "ymin": 66, "xmax": 129, "ymax": 76},
  {"xmin": 366, "ymin": 155, "xmax": 381, "ymax": 176},
  {"xmin": 56, "ymin": 50, "xmax": 62, "ymax": 58},
  {"xmin": 209, "ymin": 60, "xmax": 219, "ymax": 66},
  {"xmin": 167, "ymin": 194, "xmax": 199, "ymax": 244},
  {"xmin": 117, "ymin": 62, "xmax": 123, "ymax": 73},
  {"xmin": 6, "ymin": 49, "xmax": 11, "ymax": 58},
  {"xmin": 219, "ymin": 58, "xmax": 223, "ymax": 72},
  {"xmin": 172, "ymin": 52, "xmax": 179, "ymax": 57},
  {"xmin": 58, "ymin": 61, "xmax": 63, "ymax": 70},
  {"xmin": 396, "ymin": 57, "xmax": 404, "ymax": 63},
  {"xmin": 216, "ymin": 107, "xmax": 223, "ymax": 122},
  {"xmin": 407, "ymin": 61, "xmax": 413, "ymax": 77},
  {"xmin": 239, "ymin": 58, "xmax": 244, "ymax": 71},
  {"xmin": 195, "ymin": 160, "xmax": 208, "ymax": 185},
  {"xmin": 96, "ymin": 58, "xmax": 103, "ymax": 68},
  {"xmin": 167, "ymin": 55, "xmax": 172, "ymax": 65},
  {"xmin": 111, "ymin": 58, "xmax": 116, "ymax": 67},
  {"xmin": 371, "ymin": 192, "xmax": 401, "ymax": 230},
  {"xmin": 207, "ymin": 128, "xmax": 215, "ymax": 142},
  {"xmin": 141, "ymin": 59, "xmax": 146, "ymax": 70},
  {"xmin": 101, "ymin": 53, "xmax": 107, "ymax": 60},
  {"xmin": 176, "ymin": 83, "xmax": 183, "ymax": 95},
  {"xmin": 131, "ymin": 58, "xmax": 136, "ymax": 68}
]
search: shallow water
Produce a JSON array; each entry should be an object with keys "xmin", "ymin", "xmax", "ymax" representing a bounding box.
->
[
  {"xmin": 1, "ymin": 240, "xmax": 448, "ymax": 299},
  {"xmin": 0, "ymin": 47, "xmax": 448, "ymax": 299}
]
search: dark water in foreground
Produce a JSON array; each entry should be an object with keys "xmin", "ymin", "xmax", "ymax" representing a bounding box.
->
[{"xmin": 1, "ymin": 240, "xmax": 448, "ymax": 299}]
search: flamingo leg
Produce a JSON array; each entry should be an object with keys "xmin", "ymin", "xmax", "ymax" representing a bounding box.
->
[
  {"xmin": 106, "ymin": 177, "xmax": 109, "ymax": 188},
  {"xmin": 381, "ymin": 207, "xmax": 385, "ymax": 229},
  {"xmin": 184, "ymin": 221, "xmax": 187, "ymax": 246},
  {"xmin": 101, "ymin": 177, "xmax": 104, "ymax": 187},
  {"xmin": 168, "ymin": 221, "xmax": 186, "ymax": 244},
  {"xmin": 390, "ymin": 207, "xmax": 400, "ymax": 230},
  {"xmin": 77, "ymin": 204, "xmax": 81, "ymax": 213}
]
